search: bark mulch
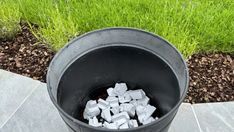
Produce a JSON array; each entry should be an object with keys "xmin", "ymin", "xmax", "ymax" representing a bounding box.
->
[
  {"xmin": 184, "ymin": 53, "xmax": 234, "ymax": 103},
  {"xmin": 0, "ymin": 24, "xmax": 233, "ymax": 103},
  {"xmin": 0, "ymin": 24, "xmax": 54, "ymax": 82}
]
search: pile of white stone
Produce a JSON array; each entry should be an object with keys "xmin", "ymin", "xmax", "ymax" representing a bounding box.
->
[{"xmin": 83, "ymin": 83, "xmax": 158, "ymax": 129}]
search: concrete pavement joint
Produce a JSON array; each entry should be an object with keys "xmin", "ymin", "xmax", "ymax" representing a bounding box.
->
[
  {"xmin": 191, "ymin": 105, "xmax": 203, "ymax": 132},
  {"xmin": 0, "ymin": 82, "xmax": 41, "ymax": 129}
]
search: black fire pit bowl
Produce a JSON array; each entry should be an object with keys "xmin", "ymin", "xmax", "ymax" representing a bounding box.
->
[{"xmin": 47, "ymin": 28, "xmax": 189, "ymax": 132}]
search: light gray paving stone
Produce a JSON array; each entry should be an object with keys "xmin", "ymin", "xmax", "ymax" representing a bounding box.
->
[
  {"xmin": 0, "ymin": 69, "xmax": 41, "ymax": 128},
  {"xmin": 1, "ymin": 70, "xmax": 233, "ymax": 132},
  {"xmin": 169, "ymin": 103, "xmax": 200, "ymax": 132},
  {"xmin": 193, "ymin": 102, "xmax": 234, "ymax": 132},
  {"xmin": 1, "ymin": 83, "xmax": 69, "ymax": 132}
]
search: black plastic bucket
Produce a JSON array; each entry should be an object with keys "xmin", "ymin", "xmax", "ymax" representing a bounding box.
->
[{"xmin": 47, "ymin": 28, "xmax": 189, "ymax": 132}]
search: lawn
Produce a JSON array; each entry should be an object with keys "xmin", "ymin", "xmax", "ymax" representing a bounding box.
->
[{"xmin": 0, "ymin": 0, "xmax": 233, "ymax": 57}]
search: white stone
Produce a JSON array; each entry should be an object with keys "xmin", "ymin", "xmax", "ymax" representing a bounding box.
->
[
  {"xmin": 144, "ymin": 104, "xmax": 156, "ymax": 121},
  {"xmin": 119, "ymin": 122, "xmax": 129, "ymax": 129},
  {"xmin": 107, "ymin": 87, "xmax": 116, "ymax": 97},
  {"xmin": 142, "ymin": 117, "xmax": 155, "ymax": 125},
  {"xmin": 137, "ymin": 113, "xmax": 145, "ymax": 123},
  {"xmin": 128, "ymin": 89, "xmax": 145, "ymax": 100},
  {"xmin": 86, "ymin": 100, "xmax": 97, "ymax": 108},
  {"xmin": 129, "ymin": 99, "xmax": 138, "ymax": 106},
  {"xmin": 83, "ymin": 107, "xmax": 100, "ymax": 120},
  {"xmin": 88, "ymin": 116, "xmax": 102, "ymax": 127},
  {"xmin": 83, "ymin": 113, "xmax": 89, "ymax": 120},
  {"xmin": 97, "ymin": 98, "xmax": 109, "ymax": 110},
  {"xmin": 101, "ymin": 108, "xmax": 112, "ymax": 122},
  {"xmin": 83, "ymin": 100, "xmax": 100, "ymax": 119},
  {"xmin": 112, "ymin": 112, "xmax": 130, "ymax": 126},
  {"xmin": 83, "ymin": 83, "xmax": 159, "ymax": 129},
  {"xmin": 119, "ymin": 105, "xmax": 124, "ymax": 112},
  {"xmin": 128, "ymin": 120, "xmax": 138, "ymax": 128},
  {"xmin": 103, "ymin": 122, "xmax": 118, "ymax": 129},
  {"xmin": 119, "ymin": 103, "xmax": 135, "ymax": 117},
  {"xmin": 109, "ymin": 101, "xmax": 119, "ymax": 108},
  {"xmin": 136, "ymin": 105, "xmax": 145, "ymax": 115},
  {"xmin": 106, "ymin": 96, "xmax": 118, "ymax": 102},
  {"xmin": 124, "ymin": 93, "xmax": 132, "ymax": 101},
  {"xmin": 106, "ymin": 96, "xmax": 119, "ymax": 108},
  {"xmin": 112, "ymin": 116, "xmax": 128, "ymax": 126},
  {"xmin": 137, "ymin": 96, "xmax": 149, "ymax": 106},
  {"xmin": 118, "ymin": 96, "xmax": 125, "ymax": 103},
  {"xmin": 136, "ymin": 104, "xmax": 156, "ymax": 123},
  {"xmin": 112, "ymin": 111, "xmax": 130, "ymax": 121},
  {"xmin": 110, "ymin": 106, "xmax": 120, "ymax": 115},
  {"xmin": 119, "ymin": 92, "xmax": 131, "ymax": 103},
  {"xmin": 113, "ymin": 83, "xmax": 128, "ymax": 96}
]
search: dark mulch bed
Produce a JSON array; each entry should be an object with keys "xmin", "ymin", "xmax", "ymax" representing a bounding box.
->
[
  {"xmin": 0, "ymin": 24, "xmax": 54, "ymax": 82},
  {"xmin": 184, "ymin": 53, "xmax": 234, "ymax": 103},
  {"xmin": 0, "ymin": 24, "xmax": 233, "ymax": 103}
]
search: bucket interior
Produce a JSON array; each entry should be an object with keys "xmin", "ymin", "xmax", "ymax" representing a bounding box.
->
[{"xmin": 57, "ymin": 46, "xmax": 180, "ymax": 123}]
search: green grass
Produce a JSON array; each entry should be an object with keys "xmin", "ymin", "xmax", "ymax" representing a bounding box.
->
[
  {"xmin": 0, "ymin": 0, "xmax": 234, "ymax": 57},
  {"xmin": 0, "ymin": 1, "xmax": 21, "ymax": 39}
]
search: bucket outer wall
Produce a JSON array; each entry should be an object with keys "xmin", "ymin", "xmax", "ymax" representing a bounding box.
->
[{"xmin": 47, "ymin": 28, "xmax": 189, "ymax": 132}]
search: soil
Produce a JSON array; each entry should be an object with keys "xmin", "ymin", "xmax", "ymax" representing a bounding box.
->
[
  {"xmin": 0, "ymin": 23, "xmax": 54, "ymax": 82},
  {"xmin": 0, "ymin": 24, "xmax": 233, "ymax": 103}
]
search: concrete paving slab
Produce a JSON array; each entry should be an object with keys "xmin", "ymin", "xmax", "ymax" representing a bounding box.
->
[
  {"xmin": 193, "ymin": 102, "xmax": 234, "ymax": 132},
  {"xmin": 169, "ymin": 103, "xmax": 201, "ymax": 132},
  {"xmin": 0, "ymin": 69, "xmax": 41, "ymax": 128},
  {"xmin": 0, "ymin": 70, "xmax": 233, "ymax": 132},
  {"xmin": 1, "ymin": 83, "xmax": 69, "ymax": 132}
]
